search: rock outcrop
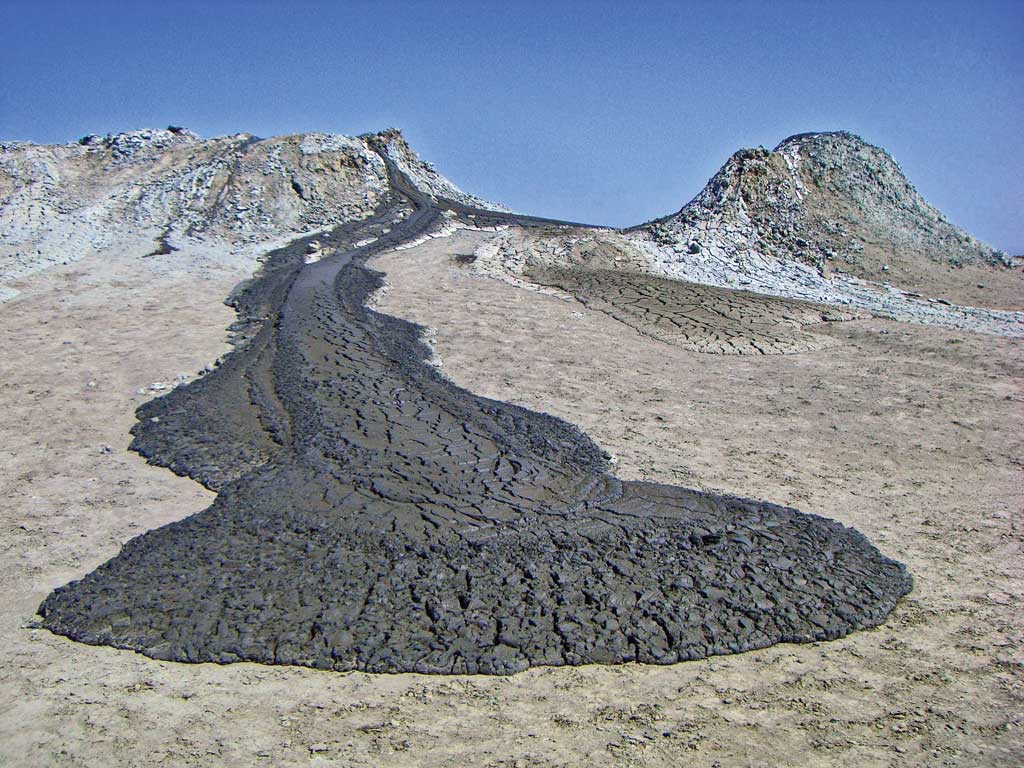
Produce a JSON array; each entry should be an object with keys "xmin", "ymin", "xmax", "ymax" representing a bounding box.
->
[{"xmin": 368, "ymin": 128, "xmax": 512, "ymax": 213}]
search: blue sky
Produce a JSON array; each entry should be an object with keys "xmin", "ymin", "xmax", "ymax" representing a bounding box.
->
[{"xmin": 2, "ymin": 0, "xmax": 1021, "ymax": 251}]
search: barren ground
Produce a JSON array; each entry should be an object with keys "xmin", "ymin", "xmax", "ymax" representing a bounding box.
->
[{"xmin": 1, "ymin": 231, "xmax": 1021, "ymax": 767}]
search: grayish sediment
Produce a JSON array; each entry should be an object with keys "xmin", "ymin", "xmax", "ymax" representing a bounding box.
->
[{"xmin": 37, "ymin": 141, "xmax": 911, "ymax": 674}]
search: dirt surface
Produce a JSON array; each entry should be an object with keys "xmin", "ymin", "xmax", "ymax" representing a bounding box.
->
[
  {"xmin": 1, "ymin": 227, "xmax": 1021, "ymax": 766},
  {"xmin": 371, "ymin": 231, "xmax": 1024, "ymax": 765}
]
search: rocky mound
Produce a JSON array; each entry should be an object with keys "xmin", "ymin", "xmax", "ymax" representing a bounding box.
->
[
  {"xmin": 0, "ymin": 126, "xmax": 505, "ymax": 301},
  {"xmin": 369, "ymin": 128, "xmax": 513, "ymax": 213},
  {"xmin": 632, "ymin": 132, "xmax": 1021, "ymax": 309}
]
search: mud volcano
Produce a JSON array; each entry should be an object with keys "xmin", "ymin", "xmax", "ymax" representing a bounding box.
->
[{"xmin": 37, "ymin": 153, "xmax": 912, "ymax": 674}]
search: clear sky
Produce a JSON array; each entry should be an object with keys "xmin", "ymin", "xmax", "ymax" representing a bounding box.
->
[{"xmin": 2, "ymin": 0, "xmax": 1021, "ymax": 251}]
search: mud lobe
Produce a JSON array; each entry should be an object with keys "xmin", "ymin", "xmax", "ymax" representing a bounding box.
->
[
  {"xmin": 526, "ymin": 265, "xmax": 857, "ymax": 355},
  {"xmin": 37, "ymin": 160, "xmax": 912, "ymax": 674}
]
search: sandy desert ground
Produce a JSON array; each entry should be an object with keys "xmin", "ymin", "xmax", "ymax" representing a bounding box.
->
[{"xmin": 1, "ymin": 230, "xmax": 1021, "ymax": 767}]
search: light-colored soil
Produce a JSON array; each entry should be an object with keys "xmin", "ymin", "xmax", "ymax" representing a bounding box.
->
[
  {"xmin": 845, "ymin": 256, "xmax": 1024, "ymax": 312},
  {"xmin": 1, "ymin": 230, "xmax": 1021, "ymax": 767},
  {"xmin": 371, "ymin": 231, "xmax": 1024, "ymax": 765}
]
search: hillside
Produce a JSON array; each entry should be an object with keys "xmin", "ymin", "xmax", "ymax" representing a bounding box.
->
[
  {"xmin": 0, "ymin": 127, "xmax": 505, "ymax": 301},
  {"xmin": 632, "ymin": 132, "xmax": 1023, "ymax": 309}
]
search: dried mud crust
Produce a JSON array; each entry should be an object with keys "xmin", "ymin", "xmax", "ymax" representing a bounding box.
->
[
  {"xmin": 527, "ymin": 265, "xmax": 857, "ymax": 354},
  {"xmin": 36, "ymin": 163, "xmax": 912, "ymax": 675}
]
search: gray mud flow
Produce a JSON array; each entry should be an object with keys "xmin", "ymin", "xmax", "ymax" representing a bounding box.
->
[{"xmin": 37, "ymin": 156, "xmax": 912, "ymax": 675}]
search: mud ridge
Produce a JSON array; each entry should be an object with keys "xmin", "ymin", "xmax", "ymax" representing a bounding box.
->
[{"xmin": 37, "ymin": 153, "xmax": 912, "ymax": 674}]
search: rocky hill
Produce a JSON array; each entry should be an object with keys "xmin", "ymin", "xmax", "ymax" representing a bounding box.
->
[
  {"xmin": 3, "ymin": 126, "xmax": 1019, "ymax": 333},
  {"xmin": 468, "ymin": 129, "xmax": 1023, "ymax": 341},
  {"xmin": 631, "ymin": 132, "xmax": 1022, "ymax": 309},
  {"xmin": 0, "ymin": 126, "xmax": 504, "ymax": 301}
]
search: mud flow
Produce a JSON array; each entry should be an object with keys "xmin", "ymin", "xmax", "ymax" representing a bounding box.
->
[{"xmin": 38, "ymin": 158, "xmax": 911, "ymax": 674}]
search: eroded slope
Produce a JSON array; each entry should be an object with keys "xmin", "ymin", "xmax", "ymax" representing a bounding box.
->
[{"xmin": 0, "ymin": 127, "xmax": 508, "ymax": 301}]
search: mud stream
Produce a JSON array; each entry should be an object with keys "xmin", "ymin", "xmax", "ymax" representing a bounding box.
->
[{"xmin": 38, "ymin": 154, "xmax": 912, "ymax": 674}]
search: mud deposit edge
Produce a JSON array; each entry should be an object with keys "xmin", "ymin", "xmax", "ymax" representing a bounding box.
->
[{"xmin": 37, "ymin": 154, "xmax": 912, "ymax": 675}]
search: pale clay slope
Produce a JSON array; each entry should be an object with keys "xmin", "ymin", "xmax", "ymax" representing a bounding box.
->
[
  {"xmin": 3, "ymin": 127, "xmax": 1020, "ymax": 341},
  {"xmin": 460, "ymin": 133, "xmax": 1023, "ymax": 340},
  {"xmin": 622, "ymin": 131, "xmax": 1023, "ymax": 334},
  {"xmin": 0, "ymin": 126, "xmax": 506, "ymax": 301},
  {"xmin": 638, "ymin": 132, "xmax": 1011, "ymax": 273},
  {"xmin": 467, "ymin": 227, "xmax": 859, "ymax": 355},
  {"xmin": 371, "ymin": 128, "xmax": 514, "ymax": 212},
  {"xmin": 472, "ymin": 227, "xmax": 1024, "ymax": 339}
]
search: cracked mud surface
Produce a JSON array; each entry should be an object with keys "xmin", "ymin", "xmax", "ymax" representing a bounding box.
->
[
  {"xmin": 36, "ymin": 161, "xmax": 910, "ymax": 674},
  {"xmin": 526, "ymin": 265, "xmax": 857, "ymax": 354}
]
